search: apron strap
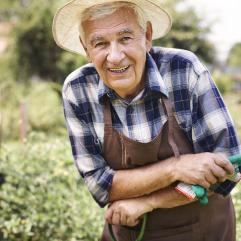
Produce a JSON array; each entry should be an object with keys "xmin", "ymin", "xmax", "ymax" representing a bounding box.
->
[
  {"xmin": 161, "ymin": 97, "xmax": 180, "ymax": 158},
  {"xmin": 103, "ymin": 96, "xmax": 113, "ymax": 128},
  {"xmin": 104, "ymin": 95, "xmax": 180, "ymax": 158}
]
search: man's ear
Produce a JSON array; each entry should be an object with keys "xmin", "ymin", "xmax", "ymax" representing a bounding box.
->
[
  {"xmin": 79, "ymin": 36, "xmax": 91, "ymax": 62},
  {"xmin": 145, "ymin": 21, "xmax": 153, "ymax": 52}
]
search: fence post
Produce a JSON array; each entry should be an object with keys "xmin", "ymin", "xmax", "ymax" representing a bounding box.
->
[
  {"xmin": 19, "ymin": 101, "xmax": 28, "ymax": 143},
  {"xmin": 0, "ymin": 110, "xmax": 2, "ymax": 156}
]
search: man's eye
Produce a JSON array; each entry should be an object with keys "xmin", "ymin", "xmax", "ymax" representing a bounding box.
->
[
  {"xmin": 95, "ymin": 42, "xmax": 106, "ymax": 48},
  {"xmin": 121, "ymin": 37, "xmax": 132, "ymax": 42}
]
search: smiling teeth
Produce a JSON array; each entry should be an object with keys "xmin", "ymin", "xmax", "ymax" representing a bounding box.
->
[{"xmin": 109, "ymin": 66, "xmax": 129, "ymax": 73}]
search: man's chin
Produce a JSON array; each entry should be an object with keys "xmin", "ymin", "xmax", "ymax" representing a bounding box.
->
[{"xmin": 110, "ymin": 82, "xmax": 132, "ymax": 92}]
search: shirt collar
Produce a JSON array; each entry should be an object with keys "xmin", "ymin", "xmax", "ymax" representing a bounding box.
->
[
  {"xmin": 144, "ymin": 52, "xmax": 168, "ymax": 98},
  {"xmin": 98, "ymin": 79, "xmax": 117, "ymax": 103},
  {"xmin": 98, "ymin": 51, "xmax": 168, "ymax": 103}
]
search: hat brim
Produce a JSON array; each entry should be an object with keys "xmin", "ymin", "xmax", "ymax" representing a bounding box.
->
[{"xmin": 52, "ymin": 0, "xmax": 172, "ymax": 55}]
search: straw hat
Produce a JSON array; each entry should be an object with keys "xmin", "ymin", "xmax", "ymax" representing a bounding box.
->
[{"xmin": 52, "ymin": 0, "xmax": 172, "ymax": 55}]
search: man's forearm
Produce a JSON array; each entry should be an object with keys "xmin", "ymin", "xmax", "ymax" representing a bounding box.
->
[
  {"xmin": 147, "ymin": 185, "xmax": 195, "ymax": 209},
  {"xmin": 105, "ymin": 185, "xmax": 218, "ymax": 226},
  {"xmin": 109, "ymin": 152, "xmax": 234, "ymax": 202},
  {"xmin": 105, "ymin": 185, "xmax": 196, "ymax": 227},
  {"xmin": 109, "ymin": 157, "xmax": 176, "ymax": 202},
  {"xmin": 143, "ymin": 185, "xmax": 216, "ymax": 210}
]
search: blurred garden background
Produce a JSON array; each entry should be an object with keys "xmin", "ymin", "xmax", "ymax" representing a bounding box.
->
[{"xmin": 0, "ymin": 0, "xmax": 241, "ymax": 240}]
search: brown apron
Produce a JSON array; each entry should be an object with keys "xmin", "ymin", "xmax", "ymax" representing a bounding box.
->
[{"xmin": 100, "ymin": 96, "xmax": 236, "ymax": 241}]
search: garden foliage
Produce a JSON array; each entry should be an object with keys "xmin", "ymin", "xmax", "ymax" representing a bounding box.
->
[
  {"xmin": 0, "ymin": 134, "xmax": 104, "ymax": 241},
  {"xmin": 5, "ymin": 0, "xmax": 87, "ymax": 84},
  {"xmin": 0, "ymin": 80, "xmax": 65, "ymax": 140}
]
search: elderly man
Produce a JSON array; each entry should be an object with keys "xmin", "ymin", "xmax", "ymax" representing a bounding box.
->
[{"xmin": 52, "ymin": 1, "xmax": 241, "ymax": 240}]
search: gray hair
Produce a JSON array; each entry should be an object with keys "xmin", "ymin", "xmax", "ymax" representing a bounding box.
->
[{"xmin": 79, "ymin": 2, "xmax": 148, "ymax": 44}]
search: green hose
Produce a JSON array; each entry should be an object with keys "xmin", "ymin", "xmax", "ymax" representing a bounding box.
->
[
  {"xmin": 193, "ymin": 153, "xmax": 241, "ymax": 205},
  {"xmin": 229, "ymin": 154, "xmax": 241, "ymax": 165},
  {"xmin": 108, "ymin": 213, "xmax": 147, "ymax": 241}
]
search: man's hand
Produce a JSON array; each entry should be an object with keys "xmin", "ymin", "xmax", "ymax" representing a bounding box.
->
[
  {"xmin": 174, "ymin": 152, "xmax": 234, "ymax": 189},
  {"xmin": 106, "ymin": 185, "xmax": 197, "ymax": 227},
  {"xmin": 105, "ymin": 196, "xmax": 153, "ymax": 227}
]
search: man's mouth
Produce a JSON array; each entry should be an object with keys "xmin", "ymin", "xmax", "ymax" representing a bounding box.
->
[{"xmin": 108, "ymin": 65, "xmax": 130, "ymax": 73}]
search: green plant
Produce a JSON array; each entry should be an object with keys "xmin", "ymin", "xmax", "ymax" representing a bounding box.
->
[
  {"xmin": 0, "ymin": 80, "xmax": 66, "ymax": 140},
  {"xmin": 7, "ymin": 0, "xmax": 87, "ymax": 84},
  {"xmin": 212, "ymin": 71, "xmax": 234, "ymax": 95},
  {"xmin": 0, "ymin": 134, "xmax": 104, "ymax": 241}
]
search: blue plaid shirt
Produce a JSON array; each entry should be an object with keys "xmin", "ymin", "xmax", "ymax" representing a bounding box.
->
[{"xmin": 62, "ymin": 47, "xmax": 241, "ymax": 207}]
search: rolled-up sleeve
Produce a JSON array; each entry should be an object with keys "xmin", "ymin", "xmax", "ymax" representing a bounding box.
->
[
  {"xmin": 190, "ymin": 69, "xmax": 241, "ymax": 194},
  {"xmin": 62, "ymin": 82, "xmax": 115, "ymax": 207}
]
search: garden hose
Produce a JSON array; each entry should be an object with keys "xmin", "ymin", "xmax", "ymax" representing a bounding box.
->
[
  {"xmin": 176, "ymin": 153, "xmax": 241, "ymax": 205},
  {"xmin": 108, "ymin": 213, "xmax": 147, "ymax": 241},
  {"xmin": 194, "ymin": 153, "xmax": 241, "ymax": 205}
]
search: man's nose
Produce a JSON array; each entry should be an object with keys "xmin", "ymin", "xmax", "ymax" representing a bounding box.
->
[{"xmin": 106, "ymin": 43, "xmax": 125, "ymax": 64}]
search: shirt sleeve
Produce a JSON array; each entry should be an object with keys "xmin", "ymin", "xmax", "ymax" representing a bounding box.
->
[
  {"xmin": 190, "ymin": 69, "xmax": 241, "ymax": 195},
  {"xmin": 62, "ymin": 82, "xmax": 115, "ymax": 207}
]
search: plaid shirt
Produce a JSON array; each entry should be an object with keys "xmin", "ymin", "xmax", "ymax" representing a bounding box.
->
[{"xmin": 62, "ymin": 47, "xmax": 241, "ymax": 207}]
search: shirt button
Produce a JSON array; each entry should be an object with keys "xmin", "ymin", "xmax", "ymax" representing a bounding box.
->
[{"xmin": 127, "ymin": 105, "xmax": 133, "ymax": 113}]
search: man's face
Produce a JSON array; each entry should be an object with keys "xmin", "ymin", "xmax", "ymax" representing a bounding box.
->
[{"xmin": 82, "ymin": 7, "xmax": 152, "ymax": 99}]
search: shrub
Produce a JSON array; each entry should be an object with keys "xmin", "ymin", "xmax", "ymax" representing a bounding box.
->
[
  {"xmin": 212, "ymin": 71, "xmax": 234, "ymax": 95},
  {"xmin": 9, "ymin": 0, "xmax": 87, "ymax": 84},
  {"xmin": 0, "ymin": 80, "xmax": 66, "ymax": 140},
  {"xmin": 0, "ymin": 134, "xmax": 104, "ymax": 241}
]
